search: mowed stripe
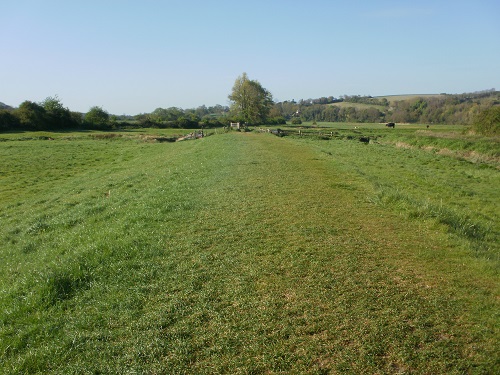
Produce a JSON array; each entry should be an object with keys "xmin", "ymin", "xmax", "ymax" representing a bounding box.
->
[{"xmin": 134, "ymin": 132, "xmax": 496, "ymax": 373}]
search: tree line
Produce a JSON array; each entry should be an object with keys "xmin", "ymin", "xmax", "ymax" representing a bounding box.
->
[
  {"xmin": 0, "ymin": 97, "xmax": 236, "ymax": 131},
  {"xmin": 0, "ymin": 97, "xmax": 117, "ymax": 131},
  {"xmin": 0, "ymin": 74, "xmax": 284, "ymax": 131},
  {"xmin": 1, "ymin": 82, "xmax": 498, "ymax": 132},
  {"xmin": 272, "ymin": 90, "xmax": 499, "ymax": 125},
  {"xmin": 386, "ymin": 92, "xmax": 499, "ymax": 125}
]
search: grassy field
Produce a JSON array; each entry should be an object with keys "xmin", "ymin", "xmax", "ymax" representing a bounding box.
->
[
  {"xmin": 376, "ymin": 94, "xmax": 446, "ymax": 104},
  {"xmin": 326, "ymin": 94, "xmax": 446, "ymax": 110},
  {"xmin": 327, "ymin": 102, "xmax": 387, "ymax": 111},
  {"xmin": 0, "ymin": 127, "xmax": 498, "ymax": 373}
]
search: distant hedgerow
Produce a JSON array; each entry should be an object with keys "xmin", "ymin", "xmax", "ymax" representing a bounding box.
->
[{"xmin": 472, "ymin": 106, "xmax": 500, "ymax": 136}]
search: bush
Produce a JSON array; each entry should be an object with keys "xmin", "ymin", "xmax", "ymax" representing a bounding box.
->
[
  {"xmin": 176, "ymin": 117, "xmax": 199, "ymax": 129},
  {"xmin": 0, "ymin": 110, "xmax": 20, "ymax": 131},
  {"xmin": 290, "ymin": 117, "xmax": 302, "ymax": 125},
  {"xmin": 266, "ymin": 117, "xmax": 287, "ymax": 125},
  {"xmin": 42, "ymin": 96, "xmax": 76, "ymax": 129},
  {"xmin": 201, "ymin": 117, "xmax": 225, "ymax": 128},
  {"xmin": 15, "ymin": 101, "xmax": 48, "ymax": 130},
  {"xmin": 472, "ymin": 107, "xmax": 500, "ymax": 136},
  {"xmin": 84, "ymin": 106, "xmax": 110, "ymax": 130}
]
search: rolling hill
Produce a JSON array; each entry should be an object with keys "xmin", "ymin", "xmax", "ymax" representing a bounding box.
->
[{"xmin": 0, "ymin": 102, "xmax": 13, "ymax": 110}]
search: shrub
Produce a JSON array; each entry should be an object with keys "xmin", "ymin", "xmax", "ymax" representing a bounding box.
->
[
  {"xmin": 15, "ymin": 101, "xmax": 48, "ymax": 130},
  {"xmin": 472, "ymin": 106, "xmax": 500, "ymax": 136},
  {"xmin": 0, "ymin": 110, "xmax": 20, "ymax": 131},
  {"xmin": 84, "ymin": 106, "xmax": 110, "ymax": 130},
  {"xmin": 41, "ymin": 96, "xmax": 76, "ymax": 129},
  {"xmin": 176, "ymin": 117, "xmax": 199, "ymax": 129},
  {"xmin": 290, "ymin": 117, "xmax": 302, "ymax": 125},
  {"xmin": 266, "ymin": 116, "xmax": 287, "ymax": 125}
]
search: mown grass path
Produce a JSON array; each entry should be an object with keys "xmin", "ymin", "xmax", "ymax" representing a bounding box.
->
[{"xmin": 1, "ymin": 132, "xmax": 498, "ymax": 373}]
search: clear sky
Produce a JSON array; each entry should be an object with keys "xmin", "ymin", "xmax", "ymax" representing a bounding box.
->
[{"xmin": 1, "ymin": 0, "xmax": 499, "ymax": 115}]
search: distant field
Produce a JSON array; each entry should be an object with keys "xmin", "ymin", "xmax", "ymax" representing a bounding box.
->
[
  {"xmin": 327, "ymin": 101, "xmax": 387, "ymax": 111},
  {"xmin": 283, "ymin": 121, "xmax": 468, "ymax": 131},
  {"xmin": 0, "ymin": 128, "xmax": 195, "ymax": 141},
  {"xmin": 376, "ymin": 94, "xmax": 446, "ymax": 104},
  {"xmin": 325, "ymin": 94, "xmax": 447, "ymax": 110},
  {"xmin": 0, "ymin": 128, "xmax": 498, "ymax": 373}
]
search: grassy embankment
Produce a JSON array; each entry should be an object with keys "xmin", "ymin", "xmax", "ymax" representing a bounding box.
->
[{"xmin": 0, "ymin": 128, "xmax": 498, "ymax": 373}]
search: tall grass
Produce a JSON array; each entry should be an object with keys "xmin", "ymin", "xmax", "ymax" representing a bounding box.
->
[
  {"xmin": 290, "ymin": 127, "xmax": 499, "ymax": 261},
  {"xmin": 371, "ymin": 187, "xmax": 496, "ymax": 259}
]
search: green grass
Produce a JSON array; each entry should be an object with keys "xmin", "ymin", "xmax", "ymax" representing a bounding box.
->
[
  {"xmin": 0, "ymin": 129, "xmax": 498, "ymax": 373},
  {"xmin": 328, "ymin": 102, "xmax": 387, "ymax": 111},
  {"xmin": 288, "ymin": 128, "xmax": 499, "ymax": 257},
  {"xmin": 377, "ymin": 94, "xmax": 446, "ymax": 104},
  {"xmin": 281, "ymin": 122, "xmax": 498, "ymax": 168}
]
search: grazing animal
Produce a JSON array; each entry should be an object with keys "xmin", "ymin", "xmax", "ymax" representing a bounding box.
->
[
  {"xmin": 386, "ymin": 122, "xmax": 395, "ymax": 128},
  {"xmin": 271, "ymin": 128, "xmax": 284, "ymax": 137},
  {"xmin": 359, "ymin": 137, "xmax": 370, "ymax": 144}
]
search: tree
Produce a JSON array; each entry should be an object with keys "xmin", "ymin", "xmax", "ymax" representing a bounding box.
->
[
  {"xmin": 0, "ymin": 110, "xmax": 20, "ymax": 131},
  {"xmin": 151, "ymin": 107, "xmax": 184, "ymax": 123},
  {"xmin": 472, "ymin": 106, "xmax": 500, "ymax": 135},
  {"xmin": 228, "ymin": 73, "xmax": 273, "ymax": 125},
  {"xmin": 84, "ymin": 106, "xmax": 110, "ymax": 129},
  {"xmin": 15, "ymin": 101, "xmax": 48, "ymax": 130},
  {"xmin": 41, "ymin": 96, "xmax": 74, "ymax": 129}
]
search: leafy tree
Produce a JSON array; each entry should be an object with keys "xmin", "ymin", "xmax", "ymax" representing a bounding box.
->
[
  {"xmin": 177, "ymin": 116, "xmax": 199, "ymax": 129},
  {"xmin": 275, "ymin": 101, "xmax": 299, "ymax": 120},
  {"xmin": 70, "ymin": 111, "xmax": 83, "ymax": 126},
  {"xmin": 41, "ymin": 96, "xmax": 74, "ymax": 129},
  {"xmin": 195, "ymin": 105, "xmax": 209, "ymax": 118},
  {"xmin": 208, "ymin": 104, "xmax": 229, "ymax": 115},
  {"xmin": 228, "ymin": 73, "xmax": 273, "ymax": 125},
  {"xmin": 200, "ymin": 115, "xmax": 224, "ymax": 128},
  {"xmin": 472, "ymin": 106, "xmax": 500, "ymax": 135},
  {"xmin": 151, "ymin": 107, "xmax": 184, "ymax": 123},
  {"xmin": 15, "ymin": 101, "xmax": 48, "ymax": 130},
  {"xmin": 357, "ymin": 108, "xmax": 383, "ymax": 123},
  {"xmin": 0, "ymin": 110, "xmax": 20, "ymax": 131},
  {"xmin": 322, "ymin": 106, "xmax": 340, "ymax": 122},
  {"xmin": 268, "ymin": 104, "xmax": 282, "ymax": 119},
  {"xmin": 84, "ymin": 106, "xmax": 110, "ymax": 129}
]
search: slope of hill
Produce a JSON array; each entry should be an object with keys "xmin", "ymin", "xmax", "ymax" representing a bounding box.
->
[
  {"xmin": 328, "ymin": 101, "xmax": 386, "ymax": 111},
  {"xmin": 0, "ymin": 102, "xmax": 13, "ymax": 110},
  {"xmin": 376, "ymin": 94, "xmax": 446, "ymax": 105},
  {"xmin": 291, "ymin": 90, "xmax": 499, "ymax": 125}
]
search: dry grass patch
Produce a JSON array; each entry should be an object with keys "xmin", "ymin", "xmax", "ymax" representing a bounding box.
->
[{"xmin": 394, "ymin": 141, "xmax": 415, "ymax": 149}]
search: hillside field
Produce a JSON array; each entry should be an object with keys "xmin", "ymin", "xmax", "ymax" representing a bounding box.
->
[
  {"xmin": 377, "ymin": 94, "xmax": 447, "ymax": 104},
  {"xmin": 326, "ymin": 95, "xmax": 447, "ymax": 111},
  {"xmin": 328, "ymin": 102, "xmax": 387, "ymax": 111},
  {"xmin": 0, "ymin": 126, "xmax": 498, "ymax": 373}
]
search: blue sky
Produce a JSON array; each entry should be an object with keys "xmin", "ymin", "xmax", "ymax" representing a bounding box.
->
[{"xmin": 1, "ymin": 0, "xmax": 499, "ymax": 115}]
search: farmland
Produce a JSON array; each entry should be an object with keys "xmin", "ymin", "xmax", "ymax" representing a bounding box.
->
[
  {"xmin": 377, "ymin": 94, "xmax": 447, "ymax": 104},
  {"xmin": 328, "ymin": 101, "xmax": 387, "ymax": 112},
  {"xmin": 0, "ymin": 125, "xmax": 498, "ymax": 373}
]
